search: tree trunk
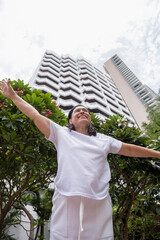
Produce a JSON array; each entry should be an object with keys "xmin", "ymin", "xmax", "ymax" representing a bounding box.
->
[
  {"xmin": 118, "ymin": 196, "xmax": 134, "ymax": 240},
  {"xmin": 14, "ymin": 204, "xmax": 34, "ymax": 240},
  {"xmin": 34, "ymin": 224, "xmax": 40, "ymax": 240},
  {"xmin": 40, "ymin": 222, "xmax": 44, "ymax": 239},
  {"xmin": 0, "ymin": 171, "xmax": 30, "ymax": 238}
]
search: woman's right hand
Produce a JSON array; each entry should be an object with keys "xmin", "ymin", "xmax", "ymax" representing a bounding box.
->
[{"xmin": 0, "ymin": 79, "xmax": 16, "ymax": 100}]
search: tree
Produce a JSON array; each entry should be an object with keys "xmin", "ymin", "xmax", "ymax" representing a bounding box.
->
[
  {"xmin": 0, "ymin": 79, "xmax": 67, "ymax": 239},
  {"xmin": 142, "ymin": 90, "xmax": 160, "ymax": 140},
  {"xmin": 91, "ymin": 114, "xmax": 160, "ymax": 240},
  {"xmin": 1, "ymin": 208, "xmax": 20, "ymax": 240},
  {"xmin": 1, "ymin": 80, "xmax": 160, "ymax": 239}
]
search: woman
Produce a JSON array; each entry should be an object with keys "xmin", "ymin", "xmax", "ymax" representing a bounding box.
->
[{"xmin": 1, "ymin": 79, "xmax": 160, "ymax": 240}]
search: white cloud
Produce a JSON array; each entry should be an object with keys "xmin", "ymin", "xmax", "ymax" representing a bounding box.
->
[{"xmin": 0, "ymin": 0, "xmax": 160, "ymax": 93}]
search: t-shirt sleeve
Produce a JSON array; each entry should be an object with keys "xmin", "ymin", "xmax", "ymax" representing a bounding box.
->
[
  {"xmin": 97, "ymin": 133, "xmax": 122, "ymax": 154},
  {"xmin": 108, "ymin": 136, "xmax": 122, "ymax": 154},
  {"xmin": 46, "ymin": 120, "xmax": 62, "ymax": 145}
]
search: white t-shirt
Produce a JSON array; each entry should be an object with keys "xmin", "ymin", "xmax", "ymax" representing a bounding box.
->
[{"xmin": 47, "ymin": 120, "xmax": 122, "ymax": 200}]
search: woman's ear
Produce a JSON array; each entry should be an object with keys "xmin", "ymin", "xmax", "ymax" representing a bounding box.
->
[{"xmin": 69, "ymin": 119, "xmax": 72, "ymax": 124}]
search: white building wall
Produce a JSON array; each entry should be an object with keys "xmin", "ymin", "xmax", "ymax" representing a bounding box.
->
[
  {"xmin": 29, "ymin": 50, "xmax": 136, "ymax": 126},
  {"xmin": 8, "ymin": 205, "xmax": 50, "ymax": 240},
  {"xmin": 108, "ymin": 54, "xmax": 157, "ymax": 108},
  {"xmin": 104, "ymin": 55, "xmax": 158, "ymax": 128}
]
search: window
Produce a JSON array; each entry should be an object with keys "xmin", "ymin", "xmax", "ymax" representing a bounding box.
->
[
  {"xmin": 41, "ymin": 63, "xmax": 59, "ymax": 74},
  {"xmin": 62, "ymin": 57, "xmax": 76, "ymax": 64},
  {"xmin": 83, "ymin": 90, "xmax": 103, "ymax": 99},
  {"xmin": 110, "ymin": 109, "xmax": 118, "ymax": 115},
  {"xmin": 60, "ymin": 74, "xmax": 79, "ymax": 82},
  {"xmin": 88, "ymin": 108, "xmax": 109, "ymax": 118},
  {"xmin": 139, "ymin": 91, "xmax": 145, "ymax": 96},
  {"xmin": 112, "ymin": 89, "xmax": 119, "ymax": 95},
  {"xmin": 81, "ymin": 77, "xmax": 97, "ymax": 85},
  {"xmin": 134, "ymin": 84, "xmax": 140, "ymax": 89},
  {"xmin": 107, "ymin": 100, "xmax": 119, "ymax": 109},
  {"xmin": 60, "ymin": 105, "xmax": 75, "ymax": 110},
  {"xmin": 80, "ymin": 67, "xmax": 94, "ymax": 75},
  {"xmin": 82, "ymin": 83, "xmax": 100, "ymax": 92},
  {"xmin": 104, "ymin": 93, "xmax": 115, "ymax": 101},
  {"xmin": 102, "ymin": 85, "xmax": 110, "ymax": 92},
  {"xmin": 61, "ymin": 63, "xmax": 77, "ymax": 71},
  {"xmin": 45, "ymin": 52, "xmax": 61, "ymax": 61},
  {"xmin": 61, "ymin": 68, "xmax": 78, "ymax": 76},
  {"xmin": 44, "ymin": 55, "xmax": 60, "ymax": 65},
  {"xmin": 35, "ymin": 80, "xmax": 58, "ymax": 92},
  {"xmin": 115, "ymin": 95, "xmax": 122, "ymax": 101},
  {"xmin": 143, "ymin": 96, "xmax": 151, "ymax": 102},
  {"xmin": 37, "ymin": 74, "xmax": 59, "ymax": 85},
  {"xmin": 59, "ymin": 95, "xmax": 81, "ymax": 103},
  {"xmin": 122, "ymin": 110, "xmax": 130, "ymax": 116},
  {"xmin": 109, "ymin": 83, "xmax": 117, "ymax": 90},
  {"xmin": 40, "ymin": 68, "xmax": 59, "ymax": 78},
  {"xmin": 85, "ymin": 99, "xmax": 106, "ymax": 108},
  {"xmin": 61, "ymin": 80, "xmax": 79, "ymax": 88},
  {"xmin": 60, "ymin": 87, "xmax": 80, "ymax": 95},
  {"xmin": 80, "ymin": 71, "xmax": 96, "ymax": 80},
  {"xmin": 43, "ymin": 59, "xmax": 60, "ymax": 68},
  {"xmin": 118, "ymin": 102, "xmax": 126, "ymax": 108}
]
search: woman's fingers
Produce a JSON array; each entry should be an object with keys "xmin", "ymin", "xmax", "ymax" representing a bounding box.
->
[
  {"xmin": 0, "ymin": 79, "xmax": 9, "ymax": 94},
  {"xmin": 0, "ymin": 80, "xmax": 5, "ymax": 89},
  {"xmin": 0, "ymin": 81, "xmax": 4, "ymax": 89},
  {"xmin": 7, "ymin": 80, "xmax": 11, "ymax": 87},
  {"xmin": 0, "ymin": 79, "xmax": 9, "ymax": 87}
]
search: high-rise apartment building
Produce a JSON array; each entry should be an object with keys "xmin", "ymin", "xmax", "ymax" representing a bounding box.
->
[
  {"xmin": 104, "ymin": 54, "xmax": 157, "ymax": 127},
  {"xmin": 29, "ymin": 50, "xmax": 137, "ymax": 126}
]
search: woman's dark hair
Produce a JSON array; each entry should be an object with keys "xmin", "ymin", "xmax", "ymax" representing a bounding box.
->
[
  {"xmin": 67, "ymin": 122, "xmax": 97, "ymax": 136},
  {"xmin": 67, "ymin": 105, "xmax": 97, "ymax": 136}
]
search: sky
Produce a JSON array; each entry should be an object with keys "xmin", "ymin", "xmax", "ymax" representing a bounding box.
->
[{"xmin": 0, "ymin": 0, "xmax": 160, "ymax": 93}]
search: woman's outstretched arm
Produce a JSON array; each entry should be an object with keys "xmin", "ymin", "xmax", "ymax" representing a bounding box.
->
[
  {"xmin": 0, "ymin": 79, "xmax": 50, "ymax": 138},
  {"xmin": 118, "ymin": 142, "xmax": 160, "ymax": 159}
]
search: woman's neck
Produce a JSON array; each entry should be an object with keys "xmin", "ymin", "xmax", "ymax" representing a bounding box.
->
[{"xmin": 75, "ymin": 126, "xmax": 89, "ymax": 135}]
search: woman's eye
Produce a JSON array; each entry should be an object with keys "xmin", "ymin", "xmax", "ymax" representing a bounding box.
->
[{"xmin": 74, "ymin": 110, "xmax": 80, "ymax": 113}]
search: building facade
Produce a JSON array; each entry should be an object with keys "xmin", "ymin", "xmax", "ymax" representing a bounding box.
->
[
  {"xmin": 29, "ymin": 50, "xmax": 136, "ymax": 125},
  {"xmin": 104, "ymin": 54, "xmax": 157, "ymax": 128}
]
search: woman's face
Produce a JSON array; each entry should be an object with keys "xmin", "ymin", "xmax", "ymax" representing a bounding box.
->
[{"xmin": 69, "ymin": 106, "xmax": 91, "ymax": 128}]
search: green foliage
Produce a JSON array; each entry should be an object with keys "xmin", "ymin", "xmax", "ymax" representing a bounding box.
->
[
  {"xmin": 1, "ymin": 80, "xmax": 160, "ymax": 239},
  {"xmin": 142, "ymin": 91, "xmax": 160, "ymax": 140},
  {"xmin": 91, "ymin": 114, "xmax": 160, "ymax": 240},
  {"xmin": 0, "ymin": 79, "xmax": 67, "ymax": 238},
  {"xmin": 128, "ymin": 189, "xmax": 160, "ymax": 240}
]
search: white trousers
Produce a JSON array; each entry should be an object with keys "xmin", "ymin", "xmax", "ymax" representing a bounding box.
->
[{"xmin": 50, "ymin": 191, "xmax": 114, "ymax": 240}]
